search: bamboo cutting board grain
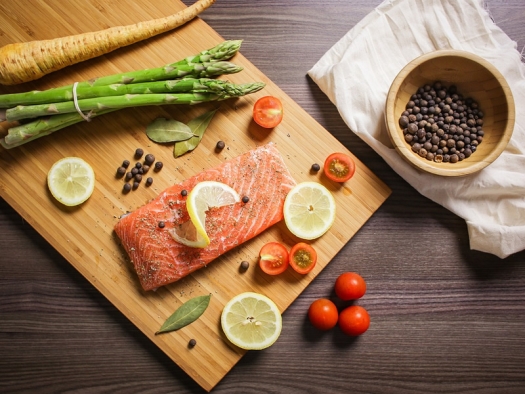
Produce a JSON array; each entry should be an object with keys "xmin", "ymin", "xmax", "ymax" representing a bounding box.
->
[{"xmin": 0, "ymin": 1, "xmax": 390, "ymax": 391}]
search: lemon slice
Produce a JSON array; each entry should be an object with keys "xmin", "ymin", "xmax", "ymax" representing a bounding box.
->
[
  {"xmin": 283, "ymin": 181, "xmax": 336, "ymax": 240},
  {"xmin": 221, "ymin": 292, "xmax": 282, "ymax": 350},
  {"xmin": 170, "ymin": 181, "xmax": 240, "ymax": 248},
  {"xmin": 47, "ymin": 157, "xmax": 95, "ymax": 206}
]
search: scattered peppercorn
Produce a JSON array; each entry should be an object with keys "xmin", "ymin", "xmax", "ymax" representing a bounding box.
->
[
  {"xmin": 188, "ymin": 339, "xmax": 197, "ymax": 348},
  {"xmin": 158, "ymin": 221, "xmax": 165, "ymax": 228},
  {"xmin": 144, "ymin": 154, "xmax": 155, "ymax": 165},
  {"xmin": 216, "ymin": 140, "xmax": 225, "ymax": 151},
  {"xmin": 119, "ymin": 150, "xmax": 161, "ymax": 193},
  {"xmin": 242, "ymin": 196, "xmax": 249, "ymax": 203},
  {"xmin": 181, "ymin": 189, "xmax": 188, "ymax": 197},
  {"xmin": 311, "ymin": 163, "xmax": 321, "ymax": 172},
  {"xmin": 240, "ymin": 261, "xmax": 250, "ymax": 271},
  {"xmin": 116, "ymin": 166, "xmax": 126, "ymax": 178},
  {"xmin": 399, "ymin": 81, "xmax": 484, "ymax": 163}
]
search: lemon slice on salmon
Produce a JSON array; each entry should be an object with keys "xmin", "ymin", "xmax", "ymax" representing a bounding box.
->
[
  {"xmin": 283, "ymin": 182, "xmax": 336, "ymax": 240},
  {"xmin": 221, "ymin": 292, "xmax": 282, "ymax": 350},
  {"xmin": 171, "ymin": 181, "xmax": 240, "ymax": 248}
]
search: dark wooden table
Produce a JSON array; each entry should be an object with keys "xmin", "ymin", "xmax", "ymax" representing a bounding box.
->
[{"xmin": 2, "ymin": 1, "xmax": 525, "ymax": 393}]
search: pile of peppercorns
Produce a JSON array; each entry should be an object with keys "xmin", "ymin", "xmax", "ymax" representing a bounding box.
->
[
  {"xmin": 399, "ymin": 81, "xmax": 485, "ymax": 163},
  {"xmin": 116, "ymin": 148, "xmax": 163, "ymax": 193}
]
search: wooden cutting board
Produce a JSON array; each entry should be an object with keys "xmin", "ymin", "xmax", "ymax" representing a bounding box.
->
[{"xmin": 0, "ymin": 1, "xmax": 391, "ymax": 391}]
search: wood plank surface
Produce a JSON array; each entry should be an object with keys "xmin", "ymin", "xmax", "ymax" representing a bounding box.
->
[
  {"xmin": 1, "ymin": 1, "xmax": 525, "ymax": 393},
  {"xmin": 0, "ymin": 0, "xmax": 390, "ymax": 391}
]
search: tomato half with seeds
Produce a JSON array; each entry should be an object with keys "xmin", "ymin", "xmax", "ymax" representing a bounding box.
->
[
  {"xmin": 323, "ymin": 153, "xmax": 356, "ymax": 182},
  {"xmin": 289, "ymin": 242, "xmax": 317, "ymax": 274},
  {"xmin": 259, "ymin": 242, "xmax": 289, "ymax": 275},
  {"xmin": 253, "ymin": 96, "xmax": 284, "ymax": 128}
]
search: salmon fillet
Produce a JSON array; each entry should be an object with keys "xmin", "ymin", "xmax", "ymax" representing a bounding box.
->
[{"xmin": 114, "ymin": 143, "xmax": 296, "ymax": 291}]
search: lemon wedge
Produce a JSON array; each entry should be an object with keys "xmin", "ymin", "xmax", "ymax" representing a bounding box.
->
[
  {"xmin": 283, "ymin": 182, "xmax": 336, "ymax": 240},
  {"xmin": 170, "ymin": 181, "xmax": 240, "ymax": 248},
  {"xmin": 221, "ymin": 292, "xmax": 282, "ymax": 350},
  {"xmin": 47, "ymin": 157, "xmax": 95, "ymax": 206}
]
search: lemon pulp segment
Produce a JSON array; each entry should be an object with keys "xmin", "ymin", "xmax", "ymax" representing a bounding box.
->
[
  {"xmin": 221, "ymin": 292, "xmax": 282, "ymax": 350},
  {"xmin": 283, "ymin": 182, "xmax": 336, "ymax": 240},
  {"xmin": 47, "ymin": 157, "xmax": 95, "ymax": 206}
]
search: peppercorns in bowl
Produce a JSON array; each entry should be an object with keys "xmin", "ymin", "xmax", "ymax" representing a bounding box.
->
[{"xmin": 385, "ymin": 50, "xmax": 515, "ymax": 176}]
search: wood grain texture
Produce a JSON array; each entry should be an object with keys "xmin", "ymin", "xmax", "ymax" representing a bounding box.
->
[
  {"xmin": 1, "ymin": 0, "xmax": 525, "ymax": 393},
  {"xmin": 0, "ymin": 0, "xmax": 390, "ymax": 391}
]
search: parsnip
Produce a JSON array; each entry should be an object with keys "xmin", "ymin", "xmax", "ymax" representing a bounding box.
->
[{"xmin": 0, "ymin": 0, "xmax": 215, "ymax": 85}]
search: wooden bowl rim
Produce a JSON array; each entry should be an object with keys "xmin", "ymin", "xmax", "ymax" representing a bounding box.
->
[{"xmin": 385, "ymin": 50, "xmax": 515, "ymax": 177}]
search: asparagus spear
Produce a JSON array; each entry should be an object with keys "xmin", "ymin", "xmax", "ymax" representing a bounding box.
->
[
  {"xmin": 0, "ymin": 78, "xmax": 248, "ymax": 121},
  {"xmin": 6, "ymin": 81, "xmax": 263, "ymax": 121},
  {"xmin": 1, "ymin": 109, "xmax": 117, "ymax": 148},
  {"xmin": 1, "ymin": 82, "xmax": 265, "ymax": 148},
  {"xmin": 0, "ymin": 61, "xmax": 243, "ymax": 109}
]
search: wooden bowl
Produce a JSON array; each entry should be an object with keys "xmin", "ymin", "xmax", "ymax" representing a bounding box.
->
[{"xmin": 385, "ymin": 50, "xmax": 515, "ymax": 176}]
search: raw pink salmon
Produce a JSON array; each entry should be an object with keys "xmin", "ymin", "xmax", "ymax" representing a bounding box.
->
[{"xmin": 114, "ymin": 143, "xmax": 296, "ymax": 291}]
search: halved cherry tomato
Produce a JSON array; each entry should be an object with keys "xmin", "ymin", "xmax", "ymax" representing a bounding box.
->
[
  {"xmin": 253, "ymin": 96, "xmax": 283, "ymax": 128},
  {"xmin": 289, "ymin": 242, "xmax": 317, "ymax": 274},
  {"xmin": 338, "ymin": 305, "xmax": 370, "ymax": 336},
  {"xmin": 334, "ymin": 272, "xmax": 366, "ymax": 300},
  {"xmin": 259, "ymin": 242, "xmax": 289, "ymax": 275},
  {"xmin": 308, "ymin": 298, "xmax": 338, "ymax": 331},
  {"xmin": 323, "ymin": 152, "xmax": 356, "ymax": 182}
]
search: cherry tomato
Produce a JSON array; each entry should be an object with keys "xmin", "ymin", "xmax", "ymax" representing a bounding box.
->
[
  {"xmin": 289, "ymin": 242, "xmax": 317, "ymax": 274},
  {"xmin": 308, "ymin": 299, "xmax": 338, "ymax": 331},
  {"xmin": 323, "ymin": 152, "xmax": 356, "ymax": 182},
  {"xmin": 253, "ymin": 96, "xmax": 283, "ymax": 128},
  {"xmin": 259, "ymin": 242, "xmax": 289, "ymax": 275},
  {"xmin": 338, "ymin": 305, "xmax": 370, "ymax": 336},
  {"xmin": 334, "ymin": 272, "xmax": 366, "ymax": 300}
]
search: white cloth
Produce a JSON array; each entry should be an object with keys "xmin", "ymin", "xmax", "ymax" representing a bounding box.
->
[{"xmin": 308, "ymin": 0, "xmax": 525, "ymax": 259}]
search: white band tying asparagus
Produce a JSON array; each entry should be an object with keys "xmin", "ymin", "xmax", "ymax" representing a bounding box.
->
[{"xmin": 72, "ymin": 82, "xmax": 91, "ymax": 122}]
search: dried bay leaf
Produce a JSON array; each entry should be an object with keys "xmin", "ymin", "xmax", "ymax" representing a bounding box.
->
[
  {"xmin": 146, "ymin": 118, "xmax": 194, "ymax": 143},
  {"xmin": 174, "ymin": 109, "xmax": 218, "ymax": 157},
  {"xmin": 155, "ymin": 294, "xmax": 211, "ymax": 335}
]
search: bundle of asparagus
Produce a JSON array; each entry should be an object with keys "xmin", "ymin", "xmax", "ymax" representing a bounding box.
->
[{"xmin": 0, "ymin": 40, "xmax": 265, "ymax": 149}]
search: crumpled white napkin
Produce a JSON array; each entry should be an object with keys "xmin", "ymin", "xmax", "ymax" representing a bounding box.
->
[{"xmin": 308, "ymin": 0, "xmax": 525, "ymax": 259}]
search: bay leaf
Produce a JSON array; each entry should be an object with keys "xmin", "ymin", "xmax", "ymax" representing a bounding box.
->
[
  {"xmin": 146, "ymin": 117, "xmax": 194, "ymax": 143},
  {"xmin": 155, "ymin": 294, "xmax": 211, "ymax": 335},
  {"xmin": 174, "ymin": 109, "xmax": 218, "ymax": 158}
]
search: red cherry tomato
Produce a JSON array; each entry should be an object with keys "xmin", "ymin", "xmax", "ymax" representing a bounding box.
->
[
  {"xmin": 308, "ymin": 299, "xmax": 338, "ymax": 331},
  {"xmin": 334, "ymin": 272, "xmax": 367, "ymax": 300},
  {"xmin": 323, "ymin": 153, "xmax": 356, "ymax": 182},
  {"xmin": 258, "ymin": 242, "xmax": 289, "ymax": 275},
  {"xmin": 338, "ymin": 305, "xmax": 370, "ymax": 336},
  {"xmin": 289, "ymin": 242, "xmax": 317, "ymax": 274},
  {"xmin": 253, "ymin": 96, "xmax": 284, "ymax": 128}
]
